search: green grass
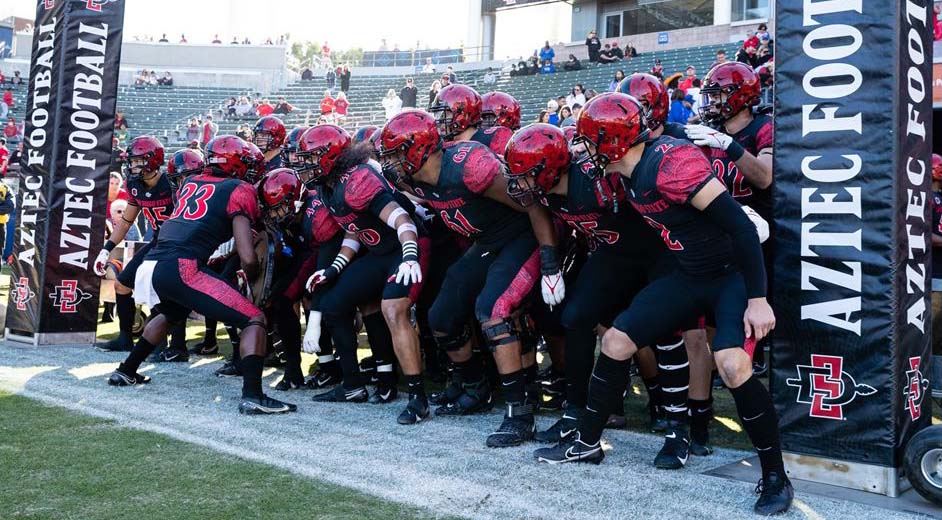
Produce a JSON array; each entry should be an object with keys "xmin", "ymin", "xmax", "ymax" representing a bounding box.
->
[{"xmin": 0, "ymin": 391, "xmax": 453, "ymax": 520}]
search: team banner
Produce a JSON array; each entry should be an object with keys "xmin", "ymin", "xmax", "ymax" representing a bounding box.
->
[
  {"xmin": 40, "ymin": 0, "xmax": 125, "ymax": 335},
  {"xmin": 772, "ymin": 0, "xmax": 933, "ymax": 468},
  {"xmin": 5, "ymin": 0, "xmax": 64, "ymax": 336}
]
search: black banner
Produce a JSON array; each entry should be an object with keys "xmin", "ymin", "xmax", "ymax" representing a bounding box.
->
[
  {"xmin": 40, "ymin": 0, "xmax": 125, "ymax": 334},
  {"xmin": 5, "ymin": 0, "xmax": 63, "ymax": 336},
  {"xmin": 772, "ymin": 0, "xmax": 933, "ymax": 467}
]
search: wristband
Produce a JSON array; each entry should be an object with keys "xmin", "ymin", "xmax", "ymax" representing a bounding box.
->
[
  {"xmin": 103, "ymin": 240, "xmax": 117, "ymax": 252},
  {"xmin": 539, "ymin": 245, "xmax": 560, "ymax": 276},
  {"xmin": 726, "ymin": 140, "xmax": 745, "ymax": 162},
  {"xmin": 341, "ymin": 238, "xmax": 361, "ymax": 252},
  {"xmin": 401, "ymin": 239, "xmax": 419, "ymax": 263}
]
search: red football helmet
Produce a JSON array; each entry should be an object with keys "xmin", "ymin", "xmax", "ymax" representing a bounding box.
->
[
  {"xmin": 253, "ymin": 116, "xmax": 287, "ymax": 152},
  {"xmin": 430, "ymin": 84, "xmax": 483, "ymax": 138},
  {"xmin": 618, "ymin": 73, "xmax": 669, "ymax": 130},
  {"xmin": 378, "ymin": 110, "xmax": 441, "ymax": 183},
  {"xmin": 700, "ymin": 62, "xmax": 761, "ymax": 124},
  {"xmin": 205, "ymin": 135, "xmax": 254, "ymax": 180},
  {"xmin": 126, "ymin": 136, "xmax": 165, "ymax": 181},
  {"xmin": 482, "ymin": 91, "xmax": 521, "ymax": 130},
  {"xmin": 167, "ymin": 149, "xmax": 205, "ymax": 189},
  {"xmin": 282, "ymin": 125, "xmax": 310, "ymax": 168},
  {"xmin": 504, "ymin": 124, "xmax": 571, "ymax": 207},
  {"xmin": 258, "ymin": 168, "xmax": 303, "ymax": 225},
  {"xmin": 561, "ymin": 125, "xmax": 577, "ymax": 145},
  {"xmin": 296, "ymin": 124, "xmax": 351, "ymax": 186},
  {"xmin": 574, "ymin": 93, "xmax": 649, "ymax": 171},
  {"xmin": 242, "ymin": 141, "xmax": 266, "ymax": 184},
  {"xmin": 933, "ymin": 153, "xmax": 942, "ymax": 182},
  {"xmin": 353, "ymin": 125, "xmax": 379, "ymax": 145}
]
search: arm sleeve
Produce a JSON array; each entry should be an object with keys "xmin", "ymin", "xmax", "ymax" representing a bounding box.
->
[
  {"xmin": 755, "ymin": 119, "xmax": 774, "ymax": 151},
  {"xmin": 462, "ymin": 145, "xmax": 502, "ymax": 194},
  {"xmin": 702, "ymin": 191, "xmax": 767, "ymax": 299},
  {"xmin": 656, "ymin": 144, "xmax": 715, "ymax": 205},
  {"xmin": 345, "ymin": 166, "xmax": 395, "ymax": 214},
  {"xmin": 227, "ymin": 182, "xmax": 261, "ymax": 222}
]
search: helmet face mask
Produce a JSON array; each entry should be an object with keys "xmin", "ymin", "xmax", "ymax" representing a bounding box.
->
[
  {"xmin": 698, "ymin": 62, "xmax": 760, "ymax": 125},
  {"xmin": 430, "ymin": 103, "xmax": 458, "ymax": 139},
  {"xmin": 699, "ymin": 86, "xmax": 731, "ymax": 124},
  {"xmin": 259, "ymin": 168, "xmax": 303, "ymax": 226},
  {"xmin": 254, "ymin": 131, "xmax": 273, "ymax": 152},
  {"xmin": 480, "ymin": 111, "xmax": 497, "ymax": 129},
  {"xmin": 295, "ymin": 148, "xmax": 328, "ymax": 187},
  {"xmin": 505, "ymin": 167, "xmax": 543, "ymax": 208},
  {"xmin": 378, "ymin": 144, "xmax": 414, "ymax": 185}
]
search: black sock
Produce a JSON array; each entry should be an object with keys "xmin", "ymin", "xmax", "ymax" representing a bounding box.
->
[
  {"xmin": 689, "ymin": 397, "xmax": 713, "ymax": 443},
  {"xmin": 326, "ymin": 312, "xmax": 362, "ymax": 389},
  {"xmin": 275, "ymin": 299, "xmax": 303, "ymax": 381},
  {"xmin": 642, "ymin": 376, "xmax": 662, "ymax": 421},
  {"xmin": 523, "ymin": 362, "xmax": 538, "ymax": 385},
  {"xmin": 241, "ymin": 354, "xmax": 264, "ymax": 398},
  {"xmin": 203, "ymin": 319, "xmax": 218, "ymax": 344},
  {"xmin": 564, "ymin": 327, "xmax": 596, "ymax": 409},
  {"xmin": 499, "ymin": 369, "xmax": 525, "ymax": 404},
  {"xmin": 729, "ymin": 375, "xmax": 785, "ymax": 477},
  {"xmin": 115, "ymin": 293, "xmax": 135, "ymax": 343},
  {"xmin": 226, "ymin": 325, "xmax": 241, "ymax": 362},
  {"xmin": 318, "ymin": 321, "xmax": 334, "ymax": 356},
  {"xmin": 452, "ymin": 354, "xmax": 483, "ymax": 384},
  {"xmin": 405, "ymin": 374, "xmax": 425, "ymax": 397},
  {"xmin": 581, "ymin": 352, "xmax": 630, "ymax": 445},
  {"xmin": 363, "ymin": 312, "xmax": 396, "ymax": 386},
  {"xmin": 655, "ymin": 333, "xmax": 689, "ymax": 423},
  {"xmin": 168, "ymin": 321, "xmax": 188, "ymax": 351},
  {"xmin": 121, "ymin": 337, "xmax": 157, "ymax": 374}
]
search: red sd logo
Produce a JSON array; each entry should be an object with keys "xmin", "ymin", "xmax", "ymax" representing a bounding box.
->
[
  {"xmin": 12, "ymin": 277, "xmax": 35, "ymax": 311},
  {"xmin": 786, "ymin": 354, "xmax": 876, "ymax": 420},
  {"xmin": 49, "ymin": 279, "xmax": 93, "ymax": 313},
  {"xmin": 904, "ymin": 356, "xmax": 929, "ymax": 421}
]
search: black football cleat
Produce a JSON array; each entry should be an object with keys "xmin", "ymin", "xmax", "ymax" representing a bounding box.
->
[
  {"xmin": 238, "ymin": 394, "xmax": 297, "ymax": 415},
  {"xmin": 275, "ymin": 377, "xmax": 307, "ymax": 391},
  {"xmin": 188, "ymin": 340, "xmax": 219, "ymax": 356},
  {"xmin": 534, "ymin": 408, "xmax": 581, "ymax": 444},
  {"xmin": 108, "ymin": 369, "xmax": 151, "ymax": 386},
  {"xmin": 653, "ymin": 423, "xmax": 690, "ymax": 470},
  {"xmin": 96, "ymin": 337, "xmax": 133, "ymax": 353},
  {"xmin": 689, "ymin": 426, "xmax": 714, "ymax": 456},
  {"xmin": 368, "ymin": 383, "xmax": 398, "ymax": 404},
  {"xmin": 215, "ymin": 360, "xmax": 242, "ymax": 378},
  {"xmin": 397, "ymin": 393, "xmax": 430, "ymax": 425},
  {"xmin": 428, "ymin": 379, "xmax": 463, "ymax": 407},
  {"xmin": 312, "ymin": 385, "xmax": 369, "ymax": 403},
  {"xmin": 305, "ymin": 369, "xmax": 341, "ymax": 389},
  {"xmin": 485, "ymin": 402, "xmax": 535, "ymax": 448},
  {"xmin": 754, "ymin": 472, "xmax": 794, "ymax": 516},
  {"xmin": 435, "ymin": 379, "xmax": 493, "ymax": 416},
  {"xmin": 605, "ymin": 414, "xmax": 628, "ymax": 430},
  {"xmin": 539, "ymin": 374, "xmax": 566, "ymax": 411},
  {"xmin": 263, "ymin": 349, "xmax": 287, "ymax": 368},
  {"xmin": 158, "ymin": 348, "xmax": 189, "ymax": 363},
  {"xmin": 533, "ymin": 431, "xmax": 604, "ymax": 465}
]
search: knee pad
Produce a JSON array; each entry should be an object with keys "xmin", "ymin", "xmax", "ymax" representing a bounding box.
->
[
  {"xmin": 433, "ymin": 322, "xmax": 472, "ymax": 352},
  {"xmin": 482, "ymin": 316, "xmax": 522, "ymax": 352}
]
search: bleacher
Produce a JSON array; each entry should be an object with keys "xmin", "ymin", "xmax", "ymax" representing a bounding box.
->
[{"xmin": 211, "ymin": 42, "xmax": 742, "ymax": 138}]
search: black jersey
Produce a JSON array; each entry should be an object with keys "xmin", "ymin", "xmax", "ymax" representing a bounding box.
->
[
  {"xmin": 704, "ymin": 113, "xmax": 774, "ymax": 220},
  {"xmin": 320, "ymin": 162, "xmax": 402, "ymax": 255},
  {"xmin": 661, "ymin": 122, "xmax": 690, "ymax": 141},
  {"xmin": 412, "ymin": 141, "xmax": 530, "ymax": 248},
  {"xmin": 125, "ymin": 173, "xmax": 175, "ymax": 233},
  {"xmin": 624, "ymin": 135, "xmax": 735, "ymax": 279},
  {"xmin": 148, "ymin": 173, "xmax": 260, "ymax": 262},
  {"xmin": 543, "ymin": 160, "xmax": 661, "ymax": 258},
  {"xmin": 470, "ymin": 126, "xmax": 513, "ymax": 156}
]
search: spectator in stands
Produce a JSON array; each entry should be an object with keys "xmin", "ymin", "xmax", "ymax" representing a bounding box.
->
[
  {"xmin": 563, "ymin": 54, "xmax": 582, "ymax": 71},
  {"xmin": 264, "ymin": 37, "xmax": 273, "ymax": 45},
  {"xmin": 11, "ymin": 71, "xmax": 22, "ymax": 88},
  {"xmin": 158, "ymin": 34, "xmax": 168, "ymax": 43},
  {"xmin": 625, "ymin": 42, "xmax": 638, "ymax": 58},
  {"xmin": 528, "ymin": 56, "xmax": 541, "ymax": 75},
  {"xmin": 212, "ymin": 34, "xmax": 221, "ymax": 44},
  {"xmin": 0, "ymin": 137, "xmax": 8, "ymax": 177},
  {"xmin": 110, "ymin": 137, "xmax": 124, "ymax": 173},
  {"xmin": 755, "ymin": 23, "xmax": 771, "ymax": 42},
  {"xmin": 668, "ymin": 89, "xmax": 693, "ymax": 124},
  {"xmin": 339, "ymin": 64, "xmax": 351, "ymax": 93},
  {"xmin": 0, "ymin": 71, "xmax": 4, "ymax": 85},
  {"xmin": 179, "ymin": 34, "xmax": 187, "ymax": 43},
  {"xmin": 0, "ymin": 102, "xmax": 8, "ymax": 123},
  {"xmin": 185, "ymin": 118, "xmax": 200, "ymax": 142},
  {"xmin": 422, "ymin": 58, "xmax": 436, "ymax": 74},
  {"xmin": 736, "ymin": 41, "xmax": 760, "ymax": 68},
  {"xmin": 236, "ymin": 124, "xmax": 253, "ymax": 141},
  {"xmin": 235, "ymin": 96, "xmax": 253, "ymax": 118},
  {"xmin": 114, "ymin": 122, "xmax": 129, "ymax": 147},
  {"xmin": 585, "ymin": 88, "xmax": 598, "ymax": 102},
  {"xmin": 382, "ymin": 89, "xmax": 402, "ymax": 121},
  {"xmin": 379, "ymin": 39, "xmax": 389, "ymax": 51},
  {"xmin": 257, "ymin": 98, "xmax": 274, "ymax": 117},
  {"xmin": 440, "ymin": 73, "xmax": 451, "ymax": 88},
  {"xmin": 509, "ymin": 64, "xmax": 519, "ymax": 77},
  {"xmin": 445, "ymin": 66, "xmax": 458, "ymax": 84},
  {"xmin": 158, "ymin": 71, "xmax": 173, "ymax": 86},
  {"xmin": 202, "ymin": 115, "xmax": 218, "ymax": 146},
  {"xmin": 539, "ymin": 41, "xmax": 555, "ymax": 65},
  {"xmin": 325, "ymin": 67, "xmax": 336, "ymax": 89},
  {"xmin": 400, "ymin": 78, "xmax": 418, "ymax": 108},
  {"xmin": 678, "ymin": 66, "xmax": 697, "ymax": 93},
  {"xmin": 2, "ymin": 89, "xmax": 13, "ymax": 110},
  {"xmin": 710, "ymin": 49, "xmax": 728, "ymax": 70},
  {"xmin": 566, "ymin": 84, "xmax": 586, "ymax": 108},
  {"xmin": 537, "ymin": 110, "xmax": 550, "ymax": 124},
  {"xmin": 320, "ymin": 90, "xmax": 335, "ymax": 120},
  {"xmin": 134, "ymin": 69, "xmax": 147, "ymax": 86},
  {"xmin": 482, "ymin": 68, "xmax": 497, "ymax": 85},
  {"xmin": 557, "ymin": 106, "xmax": 572, "ymax": 127},
  {"xmin": 187, "ymin": 139, "xmax": 201, "ymax": 150},
  {"xmin": 610, "ymin": 41, "xmax": 625, "ymax": 60},
  {"xmin": 608, "ymin": 70, "xmax": 625, "ymax": 91},
  {"xmin": 301, "ymin": 67, "xmax": 313, "ymax": 81},
  {"xmin": 585, "ymin": 30, "xmax": 602, "ymax": 63},
  {"xmin": 114, "ymin": 110, "xmax": 128, "ymax": 130},
  {"xmin": 546, "ymin": 100, "xmax": 559, "ymax": 125},
  {"xmin": 540, "ymin": 60, "xmax": 556, "ymax": 74},
  {"xmin": 934, "ymin": 3, "xmax": 941, "ymax": 41},
  {"xmin": 428, "ymin": 80, "xmax": 442, "ymax": 110},
  {"xmin": 650, "ymin": 59, "xmax": 664, "ymax": 79},
  {"xmin": 148, "ymin": 71, "xmax": 159, "ymax": 86},
  {"xmin": 274, "ymin": 97, "xmax": 295, "ymax": 115},
  {"xmin": 322, "ymin": 41, "xmax": 331, "ymax": 61},
  {"xmin": 243, "ymin": 37, "xmax": 252, "ymax": 45},
  {"xmin": 598, "ymin": 43, "xmax": 618, "ymax": 64},
  {"xmin": 334, "ymin": 91, "xmax": 349, "ymax": 123},
  {"xmin": 231, "ymin": 36, "xmax": 239, "ymax": 45},
  {"xmin": 686, "ymin": 78, "xmax": 702, "ymax": 114}
]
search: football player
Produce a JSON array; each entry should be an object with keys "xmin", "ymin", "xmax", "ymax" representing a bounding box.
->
[
  {"xmin": 534, "ymin": 94, "xmax": 791, "ymax": 516},
  {"xmin": 379, "ymin": 111, "xmax": 564, "ymax": 447},
  {"xmin": 93, "ymin": 136, "xmax": 189, "ymax": 362},
  {"xmin": 298, "ymin": 124, "xmax": 430, "ymax": 425},
  {"xmin": 253, "ymin": 115, "xmax": 288, "ymax": 171},
  {"xmin": 282, "ymin": 126, "xmax": 311, "ymax": 169},
  {"xmin": 481, "ymin": 91, "xmax": 521, "ymax": 131},
  {"xmin": 430, "ymin": 84, "xmax": 512, "ymax": 156},
  {"xmin": 109, "ymin": 135, "xmax": 296, "ymax": 416}
]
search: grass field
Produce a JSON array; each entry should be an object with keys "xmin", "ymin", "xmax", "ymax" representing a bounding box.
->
[{"xmin": 0, "ymin": 390, "xmax": 448, "ymax": 520}]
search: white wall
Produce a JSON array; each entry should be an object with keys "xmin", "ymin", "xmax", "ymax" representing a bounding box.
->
[{"xmin": 493, "ymin": 2, "xmax": 573, "ymax": 60}]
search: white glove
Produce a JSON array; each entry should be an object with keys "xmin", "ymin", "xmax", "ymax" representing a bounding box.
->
[
  {"xmin": 93, "ymin": 249, "xmax": 110, "ymax": 276},
  {"xmin": 413, "ymin": 205, "xmax": 434, "ymax": 222},
  {"xmin": 209, "ymin": 238, "xmax": 235, "ymax": 264},
  {"xmin": 395, "ymin": 260, "xmax": 422, "ymax": 286},
  {"xmin": 302, "ymin": 310, "xmax": 322, "ymax": 354},
  {"xmin": 236, "ymin": 269, "xmax": 252, "ymax": 301},
  {"xmin": 541, "ymin": 271, "xmax": 566, "ymax": 307},
  {"xmin": 742, "ymin": 205, "xmax": 769, "ymax": 244},
  {"xmin": 306, "ymin": 267, "xmax": 337, "ymax": 292},
  {"xmin": 685, "ymin": 124, "xmax": 732, "ymax": 150}
]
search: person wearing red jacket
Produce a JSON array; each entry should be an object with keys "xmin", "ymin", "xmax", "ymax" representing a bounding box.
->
[{"xmin": 320, "ymin": 90, "xmax": 335, "ymax": 121}]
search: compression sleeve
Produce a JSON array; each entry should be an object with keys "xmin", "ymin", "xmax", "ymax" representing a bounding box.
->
[{"xmin": 702, "ymin": 191, "xmax": 767, "ymax": 299}]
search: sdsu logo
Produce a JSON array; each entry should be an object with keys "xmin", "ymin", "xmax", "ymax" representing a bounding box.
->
[
  {"xmin": 786, "ymin": 354, "xmax": 876, "ymax": 420},
  {"xmin": 904, "ymin": 356, "xmax": 929, "ymax": 421},
  {"xmin": 49, "ymin": 280, "xmax": 92, "ymax": 313},
  {"xmin": 12, "ymin": 277, "xmax": 35, "ymax": 311}
]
